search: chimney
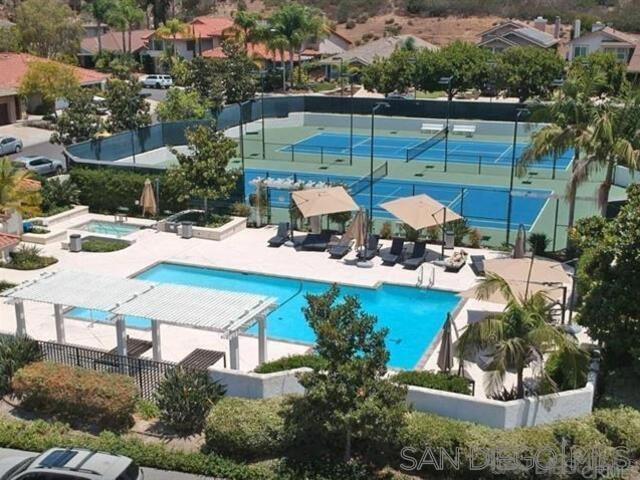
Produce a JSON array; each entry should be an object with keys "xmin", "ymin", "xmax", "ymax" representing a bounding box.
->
[
  {"xmin": 533, "ymin": 16, "xmax": 547, "ymax": 32},
  {"xmin": 574, "ymin": 19, "xmax": 581, "ymax": 39},
  {"xmin": 554, "ymin": 16, "xmax": 561, "ymax": 39},
  {"xmin": 592, "ymin": 21, "xmax": 605, "ymax": 32}
]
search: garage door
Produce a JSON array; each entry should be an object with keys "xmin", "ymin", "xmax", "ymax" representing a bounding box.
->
[{"xmin": 0, "ymin": 103, "xmax": 9, "ymax": 125}]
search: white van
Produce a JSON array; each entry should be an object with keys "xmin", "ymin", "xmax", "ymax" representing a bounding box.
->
[{"xmin": 141, "ymin": 74, "xmax": 173, "ymax": 89}]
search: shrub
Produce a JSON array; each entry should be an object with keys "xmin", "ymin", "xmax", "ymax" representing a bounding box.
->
[
  {"xmin": 593, "ymin": 407, "xmax": 640, "ymax": 457},
  {"xmin": 41, "ymin": 177, "xmax": 79, "ymax": 214},
  {"xmin": 154, "ymin": 368, "xmax": 225, "ymax": 436},
  {"xmin": 379, "ymin": 221, "xmax": 393, "ymax": 240},
  {"xmin": 346, "ymin": 19, "xmax": 356, "ymax": 29},
  {"xmin": 545, "ymin": 349, "xmax": 589, "ymax": 392},
  {"xmin": 12, "ymin": 362, "xmax": 137, "ymax": 430},
  {"xmin": 0, "ymin": 281, "xmax": 16, "ymax": 292},
  {"xmin": 1, "ymin": 245, "xmax": 57, "ymax": 270},
  {"xmin": 203, "ymin": 213, "xmax": 231, "ymax": 228},
  {"xmin": 528, "ymin": 232, "xmax": 550, "ymax": 255},
  {"xmin": 0, "ymin": 336, "xmax": 42, "ymax": 395},
  {"xmin": 468, "ymin": 228, "xmax": 481, "ymax": 248},
  {"xmin": 81, "ymin": 237, "xmax": 129, "ymax": 252},
  {"xmin": 393, "ymin": 370, "xmax": 472, "ymax": 395},
  {"xmin": 230, "ymin": 201, "xmax": 251, "ymax": 217},
  {"xmin": 205, "ymin": 397, "xmax": 287, "ymax": 459},
  {"xmin": 254, "ymin": 354, "xmax": 327, "ymax": 374},
  {"xmin": 135, "ymin": 399, "xmax": 160, "ymax": 420}
]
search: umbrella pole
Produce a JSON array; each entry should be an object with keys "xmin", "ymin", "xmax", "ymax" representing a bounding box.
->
[{"xmin": 524, "ymin": 253, "xmax": 535, "ymax": 300}]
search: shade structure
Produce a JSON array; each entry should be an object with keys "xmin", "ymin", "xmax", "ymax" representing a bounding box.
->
[
  {"xmin": 513, "ymin": 225, "xmax": 527, "ymax": 259},
  {"xmin": 140, "ymin": 179, "xmax": 157, "ymax": 217},
  {"xmin": 292, "ymin": 186, "xmax": 359, "ymax": 218},
  {"xmin": 345, "ymin": 209, "xmax": 367, "ymax": 249},
  {"xmin": 437, "ymin": 314, "xmax": 454, "ymax": 373},
  {"xmin": 380, "ymin": 194, "xmax": 461, "ymax": 230}
]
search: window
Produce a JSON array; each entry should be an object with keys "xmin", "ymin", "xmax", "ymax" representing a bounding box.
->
[
  {"xmin": 117, "ymin": 462, "xmax": 141, "ymax": 480},
  {"xmin": 573, "ymin": 45, "xmax": 588, "ymax": 58},
  {"xmin": 186, "ymin": 40, "xmax": 195, "ymax": 51}
]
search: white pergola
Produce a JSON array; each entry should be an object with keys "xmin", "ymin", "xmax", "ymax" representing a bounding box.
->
[{"xmin": 2, "ymin": 270, "xmax": 277, "ymax": 370}]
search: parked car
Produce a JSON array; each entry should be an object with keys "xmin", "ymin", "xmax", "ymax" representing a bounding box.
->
[
  {"xmin": 12, "ymin": 155, "xmax": 65, "ymax": 176},
  {"xmin": 0, "ymin": 136, "xmax": 23, "ymax": 155},
  {"xmin": 92, "ymin": 95, "xmax": 109, "ymax": 115},
  {"xmin": 0, "ymin": 447, "xmax": 143, "ymax": 479},
  {"xmin": 140, "ymin": 74, "xmax": 173, "ymax": 89}
]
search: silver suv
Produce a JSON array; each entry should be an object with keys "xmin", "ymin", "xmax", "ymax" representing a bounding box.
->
[
  {"xmin": 140, "ymin": 75, "xmax": 172, "ymax": 89},
  {"xmin": 0, "ymin": 136, "xmax": 23, "ymax": 155},
  {"xmin": 0, "ymin": 448, "xmax": 143, "ymax": 480}
]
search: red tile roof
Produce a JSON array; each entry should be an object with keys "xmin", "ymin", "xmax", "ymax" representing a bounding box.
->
[
  {"xmin": 202, "ymin": 42, "xmax": 303, "ymax": 62},
  {"xmin": 81, "ymin": 29, "xmax": 153, "ymax": 55},
  {"xmin": 0, "ymin": 233, "xmax": 20, "ymax": 250},
  {"xmin": 0, "ymin": 53, "xmax": 108, "ymax": 91},
  {"xmin": 146, "ymin": 16, "xmax": 235, "ymax": 41}
]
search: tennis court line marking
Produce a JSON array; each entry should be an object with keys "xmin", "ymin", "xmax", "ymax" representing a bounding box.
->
[
  {"xmin": 493, "ymin": 145, "xmax": 512, "ymax": 164},
  {"xmin": 528, "ymin": 191, "xmax": 553, "ymax": 232}
]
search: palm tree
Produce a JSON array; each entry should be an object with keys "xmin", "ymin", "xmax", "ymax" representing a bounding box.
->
[
  {"xmin": 262, "ymin": 28, "xmax": 288, "ymax": 91},
  {"xmin": 155, "ymin": 18, "xmax": 190, "ymax": 57},
  {"xmin": 86, "ymin": 0, "xmax": 117, "ymax": 55},
  {"xmin": 233, "ymin": 10, "xmax": 261, "ymax": 51},
  {"xmin": 456, "ymin": 272, "xmax": 585, "ymax": 399},
  {"xmin": 107, "ymin": 0, "xmax": 144, "ymax": 53},
  {"xmin": 0, "ymin": 158, "xmax": 42, "ymax": 217}
]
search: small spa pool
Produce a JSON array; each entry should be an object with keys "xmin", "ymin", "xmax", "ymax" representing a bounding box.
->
[
  {"xmin": 74, "ymin": 220, "xmax": 140, "ymax": 238},
  {"xmin": 69, "ymin": 263, "xmax": 460, "ymax": 369}
]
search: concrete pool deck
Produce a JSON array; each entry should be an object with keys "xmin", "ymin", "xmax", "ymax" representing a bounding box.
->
[{"xmin": 0, "ymin": 224, "xmax": 575, "ymax": 396}]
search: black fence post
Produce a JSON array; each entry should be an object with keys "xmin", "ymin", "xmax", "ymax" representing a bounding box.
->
[
  {"xmin": 291, "ymin": 144, "xmax": 295, "ymax": 163},
  {"xmin": 478, "ymin": 156, "xmax": 482, "ymax": 175},
  {"xmin": 552, "ymin": 198, "xmax": 560, "ymax": 252}
]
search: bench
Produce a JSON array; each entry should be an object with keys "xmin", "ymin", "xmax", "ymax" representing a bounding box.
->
[
  {"xmin": 420, "ymin": 123, "xmax": 445, "ymax": 134},
  {"xmin": 452, "ymin": 124, "xmax": 477, "ymax": 137}
]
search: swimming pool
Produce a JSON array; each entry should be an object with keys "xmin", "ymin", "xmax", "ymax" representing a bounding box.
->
[
  {"xmin": 74, "ymin": 220, "xmax": 140, "ymax": 238},
  {"xmin": 70, "ymin": 263, "xmax": 461, "ymax": 370}
]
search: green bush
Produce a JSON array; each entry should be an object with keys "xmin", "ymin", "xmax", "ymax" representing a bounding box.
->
[
  {"xmin": 0, "ymin": 417, "xmax": 266, "ymax": 480},
  {"xmin": 528, "ymin": 232, "xmax": 550, "ymax": 255},
  {"xmin": 12, "ymin": 362, "xmax": 138, "ymax": 430},
  {"xmin": 545, "ymin": 348, "xmax": 589, "ymax": 391},
  {"xmin": 41, "ymin": 177, "xmax": 79, "ymax": 214},
  {"xmin": 0, "ymin": 281, "xmax": 16, "ymax": 292},
  {"xmin": 253, "ymin": 354, "xmax": 327, "ymax": 374},
  {"xmin": 205, "ymin": 397, "xmax": 287, "ymax": 459},
  {"xmin": 393, "ymin": 370, "xmax": 472, "ymax": 395},
  {"xmin": 0, "ymin": 336, "xmax": 42, "ymax": 395},
  {"xmin": 1, "ymin": 245, "xmax": 57, "ymax": 270},
  {"xmin": 154, "ymin": 368, "xmax": 225, "ymax": 436},
  {"xmin": 593, "ymin": 407, "xmax": 640, "ymax": 457},
  {"xmin": 135, "ymin": 399, "xmax": 161, "ymax": 420},
  {"xmin": 81, "ymin": 237, "xmax": 130, "ymax": 252}
]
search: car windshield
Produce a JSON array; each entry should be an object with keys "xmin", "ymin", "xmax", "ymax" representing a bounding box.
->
[
  {"xmin": 0, "ymin": 457, "xmax": 36, "ymax": 480},
  {"xmin": 117, "ymin": 462, "xmax": 140, "ymax": 480}
]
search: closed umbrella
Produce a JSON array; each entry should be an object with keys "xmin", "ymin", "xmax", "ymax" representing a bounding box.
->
[
  {"xmin": 437, "ymin": 313, "xmax": 454, "ymax": 374},
  {"xmin": 513, "ymin": 224, "xmax": 526, "ymax": 259},
  {"xmin": 140, "ymin": 179, "xmax": 157, "ymax": 217},
  {"xmin": 347, "ymin": 209, "xmax": 367, "ymax": 250}
]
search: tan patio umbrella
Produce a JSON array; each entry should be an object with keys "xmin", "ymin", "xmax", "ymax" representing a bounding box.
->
[
  {"xmin": 291, "ymin": 186, "xmax": 359, "ymax": 218},
  {"xmin": 437, "ymin": 313, "xmax": 454, "ymax": 374},
  {"xmin": 513, "ymin": 224, "xmax": 527, "ymax": 259},
  {"xmin": 140, "ymin": 179, "xmax": 157, "ymax": 217},
  {"xmin": 344, "ymin": 209, "xmax": 367, "ymax": 249},
  {"xmin": 380, "ymin": 194, "xmax": 461, "ymax": 230}
]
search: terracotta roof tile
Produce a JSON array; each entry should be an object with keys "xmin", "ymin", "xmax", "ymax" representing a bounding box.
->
[
  {"xmin": 0, "ymin": 233, "xmax": 20, "ymax": 250},
  {"xmin": 81, "ymin": 29, "xmax": 153, "ymax": 55}
]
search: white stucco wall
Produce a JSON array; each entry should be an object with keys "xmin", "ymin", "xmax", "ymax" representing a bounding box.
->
[
  {"xmin": 567, "ymin": 31, "xmax": 633, "ymax": 62},
  {"xmin": 209, "ymin": 367, "xmax": 309, "ymax": 399}
]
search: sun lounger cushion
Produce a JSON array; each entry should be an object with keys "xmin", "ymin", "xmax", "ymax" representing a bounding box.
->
[
  {"xmin": 268, "ymin": 222, "xmax": 290, "ymax": 247},
  {"xmin": 402, "ymin": 240, "xmax": 427, "ymax": 269},
  {"xmin": 380, "ymin": 237, "xmax": 405, "ymax": 265}
]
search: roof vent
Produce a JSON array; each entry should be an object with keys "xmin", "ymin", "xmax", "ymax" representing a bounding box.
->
[
  {"xmin": 533, "ymin": 16, "xmax": 547, "ymax": 32},
  {"xmin": 592, "ymin": 21, "xmax": 605, "ymax": 32}
]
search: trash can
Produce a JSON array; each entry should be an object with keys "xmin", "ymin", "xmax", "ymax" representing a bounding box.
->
[
  {"xmin": 69, "ymin": 234, "xmax": 82, "ymax": 252},
  {"xmin": 444, "ymin": 230, "xmax": 455, "ymax": 249},
  {"xmin": 181, "ymin": 221, "xmax": 194, "ymax": 239}
]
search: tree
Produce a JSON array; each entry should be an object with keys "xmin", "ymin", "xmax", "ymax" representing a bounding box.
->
[
  {"xmin": 0, "ymin": 158, "xmax": 42, "ymax": 217},
  {"xmin": 495, "ymin": 46, "xmax": 565, "ymax": 102},
  {"xmin": 457, "ymin": 273, "xmax": 586, "ymax": 399},
  {"xmin": 568, "ymin": 51, "xmax": 627, "ymax": 97},
  {"xmin": 156, "ymin": 88, "xmax": 209, "ymax": 121},
  {"xmin": 233, "ymin": 10, "xmax": 261, "ymax": 50},
  {"xmin": 18, "ymin": 60, "xmax": 80, "ymax": 117},
  {"xmin": 414, "ymin": 41, "xmax": 492, "ymax": 100},
  {"xmin": 167, "ymin": 124, "xmax": 239, "ymax": 212},
  {"xmin": 14, "ymin": 0, "xmax": 84, "ymax": 59},
  {"xmin": 263, "ymin": 28, "xmax": 289, "ymax": 91},
  {"xmin": 155, "ymin": 18, "xmax": 189, "ymax": 57},
  {"xmin": 85, "ymin": 0, "xmax": 117, "ymax": 55},
  {"xmin": 575, "ymin": 184, "xmax": 640, "ymax": 369},
  {"xmin": 362, "ymin": 49, "xmax": 416, "ymax": 96},
  {"xmin": 178, "ymin": 57, "xmax": 225, "ymax": 113},
  {"xmin": 217, "ymin": 40, "xmax": 258, "ymax": 104},
  {"xmin": 284, "ymin": 286, "xmax": 407, "ymax": 462},
  {"xmin": 50, "ymin": 88, "xmax": 101, "ymax": 146},
  {"xmin": 107, "ymin": 0, "xmax": 144, "ymax": 54},
  {"xmin": 0, "ymin": 25, "xmax": 21, "ymax": 52},
  {"xmin": 104, "ymin": 78, "xmax": 151, "ymax": 132}
]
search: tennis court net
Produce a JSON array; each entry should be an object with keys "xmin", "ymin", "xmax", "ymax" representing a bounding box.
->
[
  {"xmin": 405, "ymin": 129, "xmax": 446, "ymax": 162},
  {"xmin": 348, "ymin": 162, "xmax": 389, "ymax": 195}
]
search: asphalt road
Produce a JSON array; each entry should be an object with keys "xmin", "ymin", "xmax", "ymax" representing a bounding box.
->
[
  {"xmin": 7, "ymin": 142, "xmax": 65, "ymax": 162},
  {"xmin": 0, "ymin": 448, "xmax": 218, "ymax": 479},
  {"xmin": 141, "ymin": 87, "xmax": 169, "ymax": 102}
]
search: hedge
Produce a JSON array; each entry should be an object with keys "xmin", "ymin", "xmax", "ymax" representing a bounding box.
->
[
  {"xmin": 0, "ymin": 417, "xmax": 267, "ymax": 480},
  {"xmin": 253, "ymin": 354, "xmax": 327, "ymax": 374},
  {"xmin": 393, "ymin": 370, "xmax": 472, "ymax": 395},
  {"xmin": 205, "ymin": 397, "xmax": 288, "ymax": 459},
  {"xmin": 12, "ymin": 362, "xmax": 138, "ymax": 430}
]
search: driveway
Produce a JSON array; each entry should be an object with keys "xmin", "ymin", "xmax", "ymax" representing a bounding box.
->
[
  {"xmin": 0, "ymin": 124, "xmax": 53, "ymax": 148},
  {"xmin": 0, "ymin": 448, "xmax": 219, "ymax": 479}
]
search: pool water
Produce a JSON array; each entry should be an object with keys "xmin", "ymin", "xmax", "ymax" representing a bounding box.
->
[
  {"xmin": 76, "ymin": 220, "xmax": 140, "ymax": 238},
  {"xmin": 71, "ymin": 263, "xmax": 460, "ymax": 369}
]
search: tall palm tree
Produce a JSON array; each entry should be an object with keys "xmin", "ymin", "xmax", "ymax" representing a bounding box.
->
[
  {"xmin": 0, "ymin": 158, "xmax": 42, "ymax": 218},
  {"xmin": 233, "ymin": 10, "xmax": 261, "ymax": 51},
  {"xmin": 262, "ymin": 28, "xmax": 288, "ymax": 91},
  {"xmin": 107, "ymin": 0, "xmax": 144, "ymax": 53},
  {"xmin": 86, "ymin": 0, "xmax": 117, "ymax": 55},
  {"xmin": 155, "ymin": 18, "xmax": 190, "ymax": 57},
  {"xmin": 456, "ymin": 273, "xmax": 585, "ymax": 399}
]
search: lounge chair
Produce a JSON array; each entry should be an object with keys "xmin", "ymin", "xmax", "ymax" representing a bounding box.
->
[
  {"xmin": 433, "ymin": 250, "xmax": 468, "ymax": 272},
  {"xmin": 380, "ymin": 237, "xmax": 405, "ymax": 265},
  {"xmin": 357, "ymin": 234, "xmax": 380, "ymax": 261},
  {"xmin": 267, "ymin": 222, "xmax": 290, "ymax": 247},
  {"xmin": 470, "ymin": 255, "xmax": 485, "ymax": 276},
  {"xmin": 300, "ymin": 231, "xmax": 332, "ymax": 251},
  {"xmin": 402, "ymin": 240, "xmax": 427, "ymax": 270},
  {"xmin": 328, "ymin": 235, "xmax": 353, "ymax": 259}
]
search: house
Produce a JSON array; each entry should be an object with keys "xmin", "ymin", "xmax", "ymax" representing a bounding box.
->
[
  {"xmin": 0, "ymin": 233, "xmax": 19, "ymax": 262},
  {"xmin": 82, "ymin": 23, "xmax": 110, "ymax": 38},
  {"xmin": 78, "ymin": 29, "xmax": 154, "ymax": 68},
  {"xmin": 0, "ymin": 53, "xmax": 108, "ymax": 124},
  {"xmin": 478, "ymin": 17, "xmax": 561, "ymax": 53},
  {"xmin": 566, "ymin": 20, "xmax": 640, "ymax": 74}
]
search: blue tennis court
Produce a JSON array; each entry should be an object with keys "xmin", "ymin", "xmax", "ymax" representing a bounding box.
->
[
  {"xmin": 282, "ymin": 132, "xmax": 572, "ymax": 170},
  {"xmin": 246, "ymin": 169, "xmax": 552, "ymax": 231}
]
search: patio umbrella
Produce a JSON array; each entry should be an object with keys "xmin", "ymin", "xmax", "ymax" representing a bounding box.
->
[
  {"xmin": 291, "ymin": 186, "xmax": 359, "ymax": 218},
  {"xmin": 380, "ymin": 194, "xmax": 461, "ymax": 230},
  {"xmin": 437, "ymin": 313, "xmax": 454, "ymax": 374},
  {"xmin": 344, "ymin": 209, "xmax": 367, "ymax": 249},
  {"xmin": 513, "ymin": 224, "xmax": 527, "ymax": 259},
  {"xmin": 140, "ymin": 179, "xmax": 157, "ymax": 217}
]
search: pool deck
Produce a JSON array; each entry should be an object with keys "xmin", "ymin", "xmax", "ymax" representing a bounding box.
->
[{"xmin": 0, "ymin": 223, "xmax": 577, "ymax": 397}]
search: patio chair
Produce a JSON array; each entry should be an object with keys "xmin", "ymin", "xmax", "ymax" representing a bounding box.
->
[
  {"xmin": 432, "ymin": 250, "xmax": 468, "ymax": 273},
  {"xmin": 328, "ymin": 235, "xmax": 353, "ymax": 259},
  {"xmin": 267, "ymin": 222, "xmax": 290, "ymax": 247},
  {"xmin": 357, "ymin": 234, "xmax": 380, "ymax": 261},
  {"xmin": 380, "ymin": 237, "xmax": 405, "ymax": 265},
  {"xmin": 470, "ymin": 255, "xmax": 486, "ymax": 276},
  {"xmin": 402, "ymin": 240, "xmax": 428, "ymax": 270},
  {"xmin": 300, "ymin": 231, "xmax": 332, "ymax": 251}
]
